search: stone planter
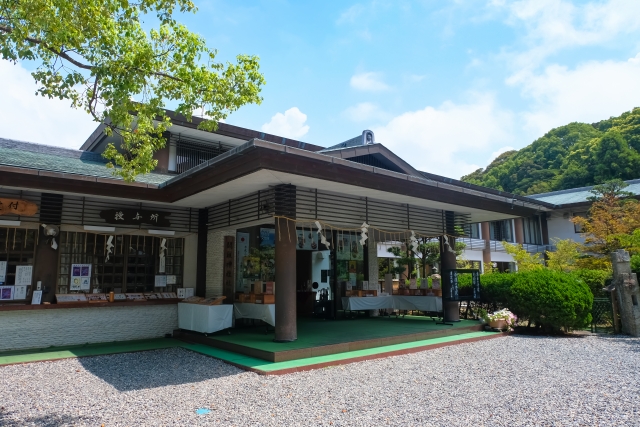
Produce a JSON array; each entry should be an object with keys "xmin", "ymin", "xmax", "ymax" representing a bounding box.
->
[{"xmin": 489, "ymin": 319, "xmax": 506, "ymax": 330}]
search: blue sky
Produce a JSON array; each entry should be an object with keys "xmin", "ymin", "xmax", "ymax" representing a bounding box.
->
[{"xmin": 2, "ymin": 0, "xmax": 640, "ymax": 178}]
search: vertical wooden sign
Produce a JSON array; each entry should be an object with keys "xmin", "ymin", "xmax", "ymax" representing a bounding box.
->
[{"xmin": 222, "ymin": 236, "xmax": 235, "ymax": 303}]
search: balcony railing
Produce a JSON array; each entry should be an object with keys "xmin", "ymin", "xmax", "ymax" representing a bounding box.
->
[{"xmin": 457, "ymin": 238, "xmax": 555, "ymax": 254}]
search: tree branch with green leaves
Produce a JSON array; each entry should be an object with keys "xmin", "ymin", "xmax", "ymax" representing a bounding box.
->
[{"xmin": 0, "ymin": 0, "xmax": 265, "ymax": 181}]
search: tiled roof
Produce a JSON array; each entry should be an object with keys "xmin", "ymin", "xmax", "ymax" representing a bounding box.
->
[
  {"xmin": 0, "ymin": 138, "xmax": 172, "ymax": 185},
  {"xmin": 528, "ymin": 179, "xmax": 640, "ymax": 205},
  {"xmin": 319, "ymin": 135, "xmax": 362, "ymax": 152}
]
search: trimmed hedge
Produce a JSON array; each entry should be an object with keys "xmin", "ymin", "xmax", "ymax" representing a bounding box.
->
[
  {"xmin": 509, "ymin": 270, "xmax": 593, "ymax": 332},
  {"xmin": 571, "ymin": 269, "xmax": 611, "ymax": 297}
]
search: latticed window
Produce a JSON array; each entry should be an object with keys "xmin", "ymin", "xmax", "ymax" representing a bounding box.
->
[
  {"xmin": 522, "ymin": 216, "xmax": 542, "ymax": 245},
  {"xmin": 490, "ymin": 220, "xmax": 513, "ymax": 242},
  {"xmin": 57, "ymin": 232, "xmax": 184, "ymax": 294},
  {"xmin": 0, "ymin": 228, "xmax": 37, "ymax": 300}
]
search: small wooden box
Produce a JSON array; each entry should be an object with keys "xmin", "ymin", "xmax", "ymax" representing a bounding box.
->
[
  {"xmin": 345, "ymin": 290, "xmax": 353, "ymax": 297},
  {"xmin": 256, "ymin": 294, "xmax": 275, "ymax": 304},
  {"xmin": 239, "ymin": 293, "xmax": 256, "ymax": 303}
]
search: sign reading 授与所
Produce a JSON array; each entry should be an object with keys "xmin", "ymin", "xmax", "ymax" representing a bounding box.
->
[
  {"xmin": 0, "ymin": 198, "xmax": 38, "ymax": 216},
  {"xmin": 99, "ymin": 209, "xmax": 171, "ymax": 227}
]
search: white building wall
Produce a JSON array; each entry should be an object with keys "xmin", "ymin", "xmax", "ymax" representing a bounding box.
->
[
  {"xmin": 0, "ymin": 305, "xmax": 178, "ymax": 352},
  {"xmin": 206, "ymin": 229, "xmax": 235, "ymax": 297},
  {"xmin": 546, "ymin": 210, "xmax": 586, "ymax": 243}
]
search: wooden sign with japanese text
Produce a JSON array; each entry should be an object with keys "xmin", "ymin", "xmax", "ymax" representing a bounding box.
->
[
  {"xmin": 99, "ymin": 209, "xmax": 171, "ymax": 227},
  {"xmin": 0, "ymin": 198, "xmax": 38, "ymax": 216},
  {"xmin": 223, "ymin": 236, "xmax": 235, "ymax": 303}
]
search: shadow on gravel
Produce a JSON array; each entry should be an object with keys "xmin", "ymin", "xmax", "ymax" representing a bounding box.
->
[
  {"xmin": 594, "ymin": 334, "xmax": 640, "ymax": 352},
  {"xmin": 78, "ymin": 347, "xmax": 239, "ymax": 391},
  {"xmin": 0, "ymin": 409, "xmax": 90, "ymax": 427}
]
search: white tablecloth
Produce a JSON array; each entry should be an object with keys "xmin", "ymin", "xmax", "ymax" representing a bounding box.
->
[
  {"xmin": 341, "ymin": 296, "xmax": 394, "ymax": 310},
  {"xmin": 234, "ymin": 303, "xmax": 276, "ymax": 326},
  {"xmin": 392, "ymin": 295, "xmax": 442, "ymax": 312},
  {"xmin": 178, "ymin": 303, "xmax": 233, "ymax": 334},
  {"xmin": 341, "ymin": 296, "xmax": 442, "ymax": 312}
]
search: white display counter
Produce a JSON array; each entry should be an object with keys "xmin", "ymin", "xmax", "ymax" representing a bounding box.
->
[
  {"xmin": 233, "ymin": 303, "xmax": 276, "ymax": 327},
  {"xmin": 178, "ymin": 303, "xmax": 233, "ymax": 334},
  {"xmin": 341, "ymin": 296, "xmax": 442, "ymax": 313}
]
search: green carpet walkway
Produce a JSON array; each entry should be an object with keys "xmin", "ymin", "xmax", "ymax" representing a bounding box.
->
[{"xmin": 0, "ymin": 331, "xmax": 501, "ymax": 374}]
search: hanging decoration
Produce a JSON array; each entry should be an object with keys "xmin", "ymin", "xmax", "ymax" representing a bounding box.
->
[
  {"xmin": 315, "ymin": 221, "xmax": 330, "ymax": 249},
  {"xmin": 159, "ymin": 238, "xmax": 167, "ymax": 273},
  {"xmin": 442, "ymin": 234, "xmax": 457, "ymax": 254},
  {"xmin": 274, "ymin": 215, "xmax": 462, "ymax": 252},
  {"xmin": 409, "ymin": 230, "xmax": 419, "ymax": 253},
  {"xmin": 105, "ymin": 235, "xmax": 114, "ymax": 262},
  {"xmin": 359, "ymin": 222, "xmax": 369, "ymax": 246}
]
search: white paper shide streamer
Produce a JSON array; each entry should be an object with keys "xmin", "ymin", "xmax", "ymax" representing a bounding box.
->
[
  {"xmin": 105, "ymin": 235, "xmax": 114, "ymax": 262},
  {"xmin": 443, "ymin": 234, "xmax": 456, "ymax": 254},
  {"xmin": 359, "ymin": 222, "xmax": 369, "ymax": 246},
  {"xmin": 315, "ymin": 221, "xmax": 330, "ymax": 249},
  {"xmin": 159, "ymin": 238, "xmax": 167, "ymax": 273},
  {"xmin": 409, "ymin": 230, "xmax": 419, "ymax": 253}
]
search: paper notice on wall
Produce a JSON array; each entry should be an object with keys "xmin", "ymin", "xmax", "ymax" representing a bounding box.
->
[
  {"xmin": 159, "ymin": 256, "xmax": 166, "ymax": 274},
  {"xmin": 155, "ymin": 275, "xmax": 167, "ymax": 288},
  {"xmin": 15, "ymin": 265, "xmax": 33, "ymax": 286},
  {"xmin": 14, "ymin": 285, "xmax": 27, "ymax": 300},
  {"xmin": 0, "ymin": 286, "xmax": 14, "ymax": 300},
  {"xmin": 362, "ymin": 280, "xmax": 369, "ymax": 291},
  {"xmin": 70, "ymin": 264, "xmax": 91, "ymax": 290},
  {"xmin": 409, "ymin": 279, "xmax": 417, "ymax": 290},
  {"xmin": 31, "ymin": 290, "xmax": 42, "ymax": 305},
  {"xmin": 0, "ymin": 261, "xmax": 6, "ymax": 284},
  {"xmin": 166, "ymin": 275, "xmax": 177, "ymax": 285}
]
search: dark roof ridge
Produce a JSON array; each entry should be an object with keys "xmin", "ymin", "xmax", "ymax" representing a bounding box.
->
[
  {"xmin": 528, "ymin": 178, "xmax": 640, "ymax": 199},
  {"xmin": 0, "ymin": 137, "xmax": 106, "ymax": 163},
  {"xmin": 419, "ymin": 170, "xmax": 556, "ymax": 209}
]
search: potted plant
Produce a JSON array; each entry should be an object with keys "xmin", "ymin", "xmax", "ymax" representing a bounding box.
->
[{"xmin": 484, "ymin": 308, "xmax": 517, "ymax": 331}]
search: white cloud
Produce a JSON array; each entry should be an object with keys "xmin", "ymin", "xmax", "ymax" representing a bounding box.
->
[
  {"xmin": 372, "ymin": 93, "xmax": 515, "ymax": 178},
  {"xmin": 343, "ymin": 102, "xmax": 389, "ymax": 123},
  {"xmin": 487, "ymin": 146, "xmax": 515, "ymax": 164},
  {"xmin": 498, "ymin": 0, "xmax": 640, "ymax": 72},
  {"xmin": 0, "ymin": 61, "xmax": 97, "ymax": 149},
  {"xmin": 514, "ymin": 54, "xmax": 640, "ymax": 136},
  {"xmin": 261, "ymin": 107, "xmax": 309, "ymax": 139},
  {"xmin": 337, "ymin": 4, "xmax": 366, "ymax": 25},
  {"xmin": 350, "ymin": 72, "xmax": 390, "ymax": 92}
]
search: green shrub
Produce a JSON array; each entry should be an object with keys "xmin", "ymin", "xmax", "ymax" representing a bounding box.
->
[
  {"xmin": 480, "ymin": 273, "xmax": 515, "ymax": 305},
  {"xmin": 509, "ymin": 270, "xmax": 593, "ymax": 332},
  {"xmin": 631, "ymin": 254, "xmax": 640, "ymax": 275},
  {"xmin": 571, "ymin": 269, "xmax": 611, "ymax": 297}
]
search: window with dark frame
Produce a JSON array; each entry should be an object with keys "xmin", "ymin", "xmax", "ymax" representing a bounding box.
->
[
  {"xmin": 57, "ymin": 232, "xmax": 184, "ymax": 294},
  {"xmin": 0, "ymin": 228, "xmax": 37, "ymax": 300}
]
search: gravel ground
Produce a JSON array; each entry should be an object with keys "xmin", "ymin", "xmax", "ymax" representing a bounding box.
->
[{"xmin": 1, "ymin": 334, "xmax": 639, "ymax": 427}]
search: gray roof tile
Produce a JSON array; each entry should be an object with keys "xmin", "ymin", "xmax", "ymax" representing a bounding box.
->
[
  {"xmin": 0, "ymin": 138, "xmax": 172, "ymax": 185},
  {"xmin": 528, "ymin": 179, "xmax": 640, "ymax": 205}
]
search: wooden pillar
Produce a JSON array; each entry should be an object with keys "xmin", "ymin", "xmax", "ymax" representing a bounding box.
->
[
  {"xmin": 275, "ymin": 217, "xmax": 297, "ymax": 341},
  {"xmin": 481, "ymin": 222, "xmax": 491, "ymax": 267},
  {"xmin": 513, "ymin": 218, "xmax": 524, "ymax": 244},
  {"xmin": 195, "ymin": 208, "xmax": 208, "ymax": 298},
  {"xmin": 441, "ymin": 211, "xmax": 460, "ymax": 322},
  {"xmin": 274, "ymin": 185, "xmax": 297, "ymax": 342}
]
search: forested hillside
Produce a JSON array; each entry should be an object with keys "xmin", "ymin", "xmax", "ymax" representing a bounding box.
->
[{"xmin": 461, "ymin": 108, "xmax": 640, "ymax": 195}]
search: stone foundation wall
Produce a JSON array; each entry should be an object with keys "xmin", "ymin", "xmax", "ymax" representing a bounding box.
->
[{"xmin": 0, "ymin": 304, "xmax": 178, "ymax": 352}]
